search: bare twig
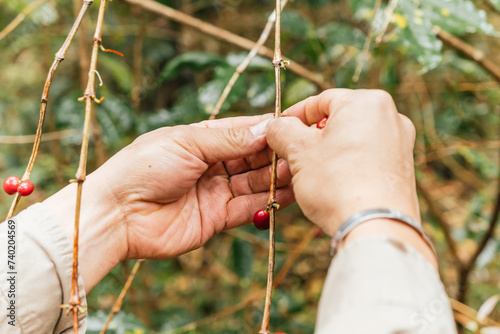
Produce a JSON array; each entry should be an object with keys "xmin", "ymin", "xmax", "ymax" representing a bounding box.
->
[
  {"xmin": 209, "ymin": 0, "xmax": 289, "ymax": 120},
  {"xmin": 168, "ymin": 228, "xmax": 319, "ymax": 334},
  {"xmin": 0, "ymin": 0, "xmax": 48, "ymax": 41},
  {"xmin": 457, "ymin": 180, "xmax": 500, "ymax": 304},
  {"xmin": 416, "ymin": 181, "xmax": 463, "ymax": 267},
  {"xmin": 61, "ymin": 0, "xmax": 109, "ymax": 331},
  {"xmin": 0, "ymin": 129, "xmax": 81, "ymax": 144},
  {"xmin": 3, "ymin": 0, "xmax": 94, "ymax": 221},
  {"xmin": 132, "ymin": 6, "xmax": 146, "ymax": 113},
  {"xmin": 121, "ymin": 0, "xmax": 331, "ymax": 90},
  {"xmin": 434, "ymin": 26, "xmax": 500, "ymax": 83},
  {"xmin": 260, "ymin": 1, "xmax": 283, "ymax": 332},
  {"xmin": 353, "ymin": 0, "xmax": 382, "ymax": 83},
  {"xmin": 374, "ymin": 0, "xmax": 399, "ymax": 44},
  {"xmin": 100, "ymin": 259, "xmax": 144, "ymax": 334},
  {"xmin": 73, "ymin": 0, "xmax": 107, "ymax": 167}
]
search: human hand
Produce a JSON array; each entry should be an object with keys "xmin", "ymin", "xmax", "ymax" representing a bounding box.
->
[
  {"xmin": 44, "ymin": 115, "xmax": 294, "ymax": 290},
  {"xmin": 266, "ymin": 89, "xmax": 420, "ymax": 237}
]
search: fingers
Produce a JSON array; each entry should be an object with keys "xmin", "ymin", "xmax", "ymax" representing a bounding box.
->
[
  {"xmin": 224, "ymin": 184, "xmax": 295, "ymax": 230},
  {"xmin": 191, "ymin": 114, "xmax": 273, "ymax": 129},
  {"xmin": 229, "ymin": 159, "xmax": 292, "ymax": 196},
  {"xmin": 224, "ymin": 146, "xmax": 273, "ymax": 175},
  {"xmin": 283, "ymin": 89, "xmax": 353, "ymax": 125},
  {"xmin": 173, "ymin": 118, "xmax": 272, "ymax": 164},
  {"xmin": 265, "ymin": 116, "xmax": 317, "ymax": 162}
]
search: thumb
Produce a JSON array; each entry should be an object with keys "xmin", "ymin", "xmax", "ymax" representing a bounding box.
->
[
  {"xmin": 266, "ymin": 116, "xmax": 317, "ymax": 161},
  {"xmin": 180, "ymin": 119, "xmax": 271, "ymax": 163}
]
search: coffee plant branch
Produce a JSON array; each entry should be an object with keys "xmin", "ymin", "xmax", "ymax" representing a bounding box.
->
[
  {"xmin": 416, "ymin": 181, "xmax": 463, "ymax": 267},
  {"xmin": 170, "ymin": 228, "xmax": 320, "ymax": 334},
  {"xmin": 209, "ymin": 0, "xmax": 289, "ymax": 120},
  {"xmin": 259, "ymin": 0, "xmax": 283, "ymax": 332},
  {"xmin": 0, "ymin": 0, "xmax": 49, "ymax": 41},
  {"xmin": 60, "ymin": 0, "xmax": 109, "ymax": 331},
  {"xmin": 3, "ymin": 0, "xmax": 94, "ymax": 221},
  {"xmin": 431, "ymin": 25, "xmax": 500, "ymax": 305},
  {"xmin": 434, "ymin": 26, "xmax": 500, "ymax": 82},
  {"xmin": 100, "ymin": 259, "xmax": 144, "ymax": 334},
  {"xmin": 353, "ymin": 0, "xmax": 382, "ymax": 83},
  {"xmin": 121, "ymin": 0, "xmax": 332, "ymax": 90}
]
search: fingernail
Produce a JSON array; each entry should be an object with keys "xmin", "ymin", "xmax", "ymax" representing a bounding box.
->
[{"xmin": 250, "ymin": 118, "xmax": 272, "ymax": 137}]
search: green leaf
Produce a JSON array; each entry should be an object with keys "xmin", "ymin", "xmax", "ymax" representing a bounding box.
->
[
  {"xmin": 490, "ymin": 0, "xmax": 500, "ymax": 11},
  {"xmin": 99, "ymin": 54, "xmax": 134, "ymax": 92},
  {"xmin": 247, "ymin": 74, "xmax": 275, "ymax": 108},
  {"xmin": 160, "ymin": 52, "xmax": 225, "ymax": 81},
  {"xmin": 281, "ymin": 10, "xmax": 312, "ymax": 37},
  {"xmin": 396, "ymin": 0, "xmax": 443, "ymax": 72},
  {"xmin": 421, "ymin": 0, "xmax": 494, "ymax": 35},
  {"xmin": 284, "ymin": 78, "xmax": 318, "ymax": 107},
  {"xmin": 226, "ymin": 53, "xmax": 272, "ymax": 70},
  {"xmin": 318, "ymin": 22, "xmax": 366, "ymax": 49},
  {"xmin": 230, "ymin": 238, "xmax": 254, "ymax": 279},
  {"xmin": 198, "ymin": 66, "xmax": 246, "ymax": 114}
]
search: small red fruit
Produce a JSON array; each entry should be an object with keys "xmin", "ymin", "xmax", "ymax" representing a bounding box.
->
[
  {"xmin": 253, "ymin": 209, "xmax": 270, "ymax": 230},
  {"xmin": 3, "ymin": 176, "xmax": 21, "ymax": 195},
  {"xmin": 17, "ymin": 180, "xmax": 34, "ymax": 196},
  {"xmin": 316, "ymin": 116, "xmax": 328, "ymax": 129}
]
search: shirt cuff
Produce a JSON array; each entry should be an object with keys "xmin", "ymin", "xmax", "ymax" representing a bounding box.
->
[
  {"xmin": 0, "ymin": 203, "xmax": 87, "ymax": 333},
  {"xmin": 315, "ymin": 235, "xmax": 457, "ymax": 334}
]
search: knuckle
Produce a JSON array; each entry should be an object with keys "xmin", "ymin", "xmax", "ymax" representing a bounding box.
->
[{"xmin": 399, "ymin": 114, "xmax": 416, "ymax": 143}]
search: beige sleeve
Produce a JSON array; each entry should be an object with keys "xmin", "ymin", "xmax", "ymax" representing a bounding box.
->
[
  {"xmin": 0, "ymin": 203, "xmax": 87, "ymax": 334},
  {"xmin": 315, "ymin": 236, "xmax": 457, "ymax": 334}
]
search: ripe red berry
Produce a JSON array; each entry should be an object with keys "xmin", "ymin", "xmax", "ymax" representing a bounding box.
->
[
  {"xmin": 17, "ymin": 180, "xmax": 34, "ymax": 196},
  {"xmin": 3, "ymin": 176, "xmax": 21, "ymax": 195},
  {"xmin": 316, "ymin": 116, "xmax": 328, "ymax": 129},
  {"xmin": 253, "ymin": 209, "xmax": 270, "ymax": 230}
]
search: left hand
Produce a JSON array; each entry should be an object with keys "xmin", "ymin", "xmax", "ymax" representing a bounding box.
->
[{"xmin": 44, "ymin": 115, "xmax": 294, "ymax": 290}]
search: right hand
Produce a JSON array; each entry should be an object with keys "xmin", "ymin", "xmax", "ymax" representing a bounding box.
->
[{"xmin": 266, "ymin": 89, "xmax": 420, "ymax": 236}]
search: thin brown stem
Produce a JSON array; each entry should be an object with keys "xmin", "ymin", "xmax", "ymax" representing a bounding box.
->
[
  {"xmin": 0, "ymin": 129, "xmax": 80, "ymax": 144},
  {"xmin": 169, "ymin": 228, "xmax": 319, "ymax": 334},
  {"xmin": 0, "ymin": 0, "xmax": 48, "ymax": 41},
  {"xmin": 121, "ymin": 0, "xmax": 331, "ymax": 90},
  {"xmin": 3, "ymin": 0, "xmax": 94, "ymax": 221},
  {"xmin": 260, "ymin": 1, "xmax": 283, "ymax": 332},
  {"xmin": 416, "ymin": 181, "xmax": 463, "ymax": 267},
  {"xmin": 100, "ymin": 259, "xmax": 144, "ymax": 334},
  {"xmin": 353, "ymin": 0, "xmax": 382, "ymax": 83},
  {"xmin": 457, "ymin": 179, "xmax": 500, "ymax": 304},
  {"xmin": 374, "ymin": 0, "xmax": 399, "ymax": 44},
  {"xmin": 62, "ymin": 0, "xmax": 108, "ymax": 331},
  {"xmin": 132, "ymin": 6, "xmax": 146, "ymax": 113},
  {"xmin": 434, "ymin": 26, "xmax": 500, "ymax": 83},
  {"xmin": 209, "ymin": 0, "xmax": 289, "ymax": 120}
]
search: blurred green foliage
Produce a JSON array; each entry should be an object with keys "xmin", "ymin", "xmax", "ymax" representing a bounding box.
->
[{"xmin": 1, "ymin": 0, "xmax": 500, "ymax": 332}]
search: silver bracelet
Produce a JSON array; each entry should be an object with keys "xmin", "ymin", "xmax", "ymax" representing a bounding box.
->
[{"xmin": 330, "ymin": 208, "xmax": 436, "ymax": 256}]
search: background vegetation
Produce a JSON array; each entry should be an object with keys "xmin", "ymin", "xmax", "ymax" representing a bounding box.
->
[{"xmin": 1, "ymin": 0, "xmax": 499, "ymax": 332}]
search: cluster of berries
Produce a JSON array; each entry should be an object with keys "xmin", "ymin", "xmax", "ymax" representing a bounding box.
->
[
  {"xmin": 3, "ymin": 176, "xmax": 34, "ymax": 196},
  {"xmin": 252, "ymin": 116, "xmax": 328, "ymax": 230}
]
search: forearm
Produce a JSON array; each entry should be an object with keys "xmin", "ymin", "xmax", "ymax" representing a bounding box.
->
[
  {"xmin": 43, "ymin": 172, "xmax": 126, "ymax": 292},
  {"xmin": 316, "ymin": 235, "xmax": 456, "ymax": 333}
]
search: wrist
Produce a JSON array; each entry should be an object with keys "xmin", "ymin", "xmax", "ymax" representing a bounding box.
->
[
  {"xmin": 43, "ymin": 173, "xmax": 127, "ymax": 291},
  {"xmin": 340, "ymin": 218, "xmax": 437, "ymax": 269}
]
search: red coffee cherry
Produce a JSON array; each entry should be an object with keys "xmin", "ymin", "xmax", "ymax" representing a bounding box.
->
[
  {"xmin": 316, "ymin": 116, "xmax": 328, "ymax": 129},
  {"xmin": 3, "ymin": 176, "xmax": 21, "ymax": 195},
  {"xmin": 17, "ymin": 180, "xmax": 34, "ymax": 196},
  {"xmin": 253, "ymin": 209, "xmax": 270, "ymax": 230}
]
